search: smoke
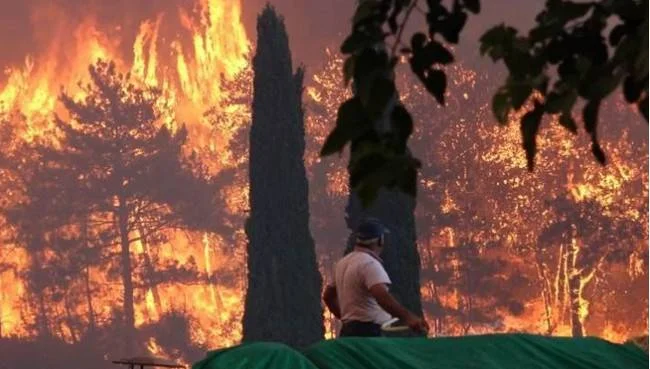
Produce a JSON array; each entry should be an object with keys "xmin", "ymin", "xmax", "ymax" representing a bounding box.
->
[{"xmin": 0, "ymin": 0, "xmax": 548, "ymax": 73}]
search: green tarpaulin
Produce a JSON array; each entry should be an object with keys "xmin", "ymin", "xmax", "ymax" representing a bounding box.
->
[
  {"xmin": 192, "ymin": 334, "xmax": 648, "ymax": 369},
  {"xmin": 192, "ymin": 342, "xmax": 318, "ymax": 369}
]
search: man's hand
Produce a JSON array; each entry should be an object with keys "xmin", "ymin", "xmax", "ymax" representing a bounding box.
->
[
  {"xmin": 404, "ymin": 313, "xmax": 430, "ymax": 335},
  {"xmin": 369, "ymin": 284, "xmax": 429, "ymax": 335}
]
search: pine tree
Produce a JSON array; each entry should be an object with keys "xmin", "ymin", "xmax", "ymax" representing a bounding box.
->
[
  {"xmin": 243, "ymin": 5, "xmax": 323, "ymax": 348},
  {"xmin": 1, "ymin": 61, "xmax": 217, "ymax": 354}
]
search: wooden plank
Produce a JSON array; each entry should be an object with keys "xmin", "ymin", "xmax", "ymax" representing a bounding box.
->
[{"xmin": 112, "ymin": 356, "xmax": 185, "ymax": 368}]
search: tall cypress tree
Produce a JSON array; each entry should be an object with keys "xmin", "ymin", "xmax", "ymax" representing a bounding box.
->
[
  {"xmin": 242, "ymin": 5, "xmax": 323, "ymax": 348},
  {"xmin": 345, "ymin": 189, "xmax": 423, "ymax": 319}
]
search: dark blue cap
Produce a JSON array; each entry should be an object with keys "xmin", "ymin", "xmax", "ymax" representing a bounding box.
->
[{"xmin": 355, "ymin": 218, "xmax": 390, "ymax": 244}]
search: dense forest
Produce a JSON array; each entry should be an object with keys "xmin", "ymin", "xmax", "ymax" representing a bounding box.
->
[{"xmin": 0, "ymin": 1, "xmax": 647, "ymax": 368}]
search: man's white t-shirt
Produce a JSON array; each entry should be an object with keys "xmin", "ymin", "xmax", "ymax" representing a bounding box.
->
[{"xmin": 331, "ymin": 249, "xmax": 392, "ymax": 325}]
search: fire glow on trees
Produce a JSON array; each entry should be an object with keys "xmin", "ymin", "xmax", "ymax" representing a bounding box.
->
[
  {"xmin": 0, "ymin": 0, "xmax": 252, "ymax": 359},
  {"xmin": 0, "ymin": 0, "xmax": 647, "ymax": 364},
  {"xmin": 306, "ymin": 51, "xmax": 648, "ymax": 342}
]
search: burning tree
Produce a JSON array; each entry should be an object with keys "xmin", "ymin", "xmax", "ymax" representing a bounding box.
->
[
  {"xmin": 1, "ymin": 60, "xmax": 219, "ymax": 353},
  {"xmin": 242, "ymin": 6, "xmax": 324, "ymax": 348},
  {"xmin": 536, "ymin": 195, "xmax": 646, "ymax": 337}
]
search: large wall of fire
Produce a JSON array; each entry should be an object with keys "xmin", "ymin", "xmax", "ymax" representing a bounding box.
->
[{"xmin": 0, "ymin": 0, "xmax": 647, "ymax": 357}]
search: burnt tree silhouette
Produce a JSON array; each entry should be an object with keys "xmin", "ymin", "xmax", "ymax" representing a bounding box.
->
[
  {"xmin": 242, "ymin": 6, "xmax": 323, "ymax": 348},
  {"xmin": 2, "ymin": 61, "xmax": 218, "ymax": 353},
  {"xmin": 431, "ymin": 240, "xmax": 527, "ymax": 335}
]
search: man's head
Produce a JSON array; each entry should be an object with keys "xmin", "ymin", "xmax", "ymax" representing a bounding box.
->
[{"xmin": 355, "ymin": 218, "xmax": 390, "ymax": 253}]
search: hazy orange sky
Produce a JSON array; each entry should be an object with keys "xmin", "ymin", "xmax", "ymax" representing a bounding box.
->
[{"xmin": 0, "ymin": 0, "xmax": 545, "ymax": 70}]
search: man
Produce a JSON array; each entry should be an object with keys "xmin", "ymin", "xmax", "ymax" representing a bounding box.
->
[{"xmin": 323, "ymin": 218, "xmax": 429, "ymax": 337}]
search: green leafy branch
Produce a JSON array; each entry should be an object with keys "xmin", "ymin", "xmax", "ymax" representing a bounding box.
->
[
  {"xmin": 481, "ymin": 0, "xmax": 648, "ymax": 170},
  {"xmin": 320, "ymin": 0, "xmax": 480, "ymax": 206},
  {"xmin": 320, "ymin": 0, "xmax": 647, "ymax": 207}
]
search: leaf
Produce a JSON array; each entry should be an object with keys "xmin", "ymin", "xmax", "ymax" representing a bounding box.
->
[
  {"xmin": 357, "ymin": 182, "xmax": 381, "ymax": 208},
  {"xmin": 504, "ymin": 47, "xmax": 533, "ymax": 79},
  {"xmin": 558, "ymin": 1, "xmax": 592, "ymax": 22},
  {"xmin": 591, "ymin": 141, "xmax": 606, "ymax": 165},
  {"xmin": 582, "ymin": 99, "xmax": 601, "ymax": 134},
  {"xmin": 479, "ymin": 24, "xmax": 517, "ymax": 60},
  {"xmin": 509, "ymin": 80, "xmax": 533, "ymax": 110},
  {"xmin": 350, "ymin": 150, "xmax": 386, "ymax": 188},
  {"xmin": 529, "ymin": 21, "xmax": 564, "ymax": 43},
  {"xmin": 520, "ymin": 102, "xmax": 544, "ymax": 171},
  {"xmin": 557, "ymin": 57, "xmax": 577, "ymax": 80},
  {"xmin": 387, "ymin": 0, "xmax": 405, "ymax": 34},
  {"xmin": 440, "ymin": 10, "xmax": 468, "ymax": 44},
  {"xmin": 533, "ymin": 74, "xmax": 550, "ymax": 94},
  {"xmin": 588, "ymin": 37, "xmax": 610, "ymax": 66},
  {"xmin": 623, "ymin": 75, "xmax": 643, "ymax": 102},
  {"xmin": 343, "ymin": 56, "xmax": 357, "ymax": 87},
  {"xmin": 411, "ymin": 32, "xmax": 427, "ymax": 51},
  {"xmin": 320, "ymin": 98, "xmax": 366, "ymax": 156},
  {"xmin": 353, "ymin": 49, "xmax": 392, "ymax": 106},
  {"xmin": 545, "ymin": 38, "xmax": 569, "ymax": 64},
  {"xmin": 423, "ymin": 69, "xmax": 447, "ymax": 105},
  {"xmin": 463, "ymin": 0, "xmax": 480, "ymax": 14},
  {"xmin": 545, "ymin": 88, "xmax": 578, "ymax": 114},
  {"xmin": 634, "ymin": 26, "xmax": 649, "ymax": 78},
  {"xmin": 639, "ymin": 96, "xmax": 648, "ymax": 121},
  {"xmin": 583, "ymin": 71, "xmax": 622, "ymax": 100},
  {"xmin": 353, "ymin": 0, "xmax": 381, "ymax": 26},
  {"xmin": 492, "ymin": 87, "xmax": 511, "ymax": 124},
  {"xmin": 612, "ymin": 37, "xmax": 636, "ymax": 64},
  {"xmin": 320, "ymin": 128, "xmax": 350, "ymax": 157},
  {"xmin": 341, "ymin": 32, "xmax": 366, "ymax": 54},
  {"xmin": 423, "ymin": 41, "xmax": 455, "ymax": 65},
  {"xmin": 608, "ymin": 24, "xmax": 627, "ymax": 46},
  {"xmin": 340, "ymin": 29, "xmax": 383, "ymax": 54},
  {"xmin": 350, "ymin": 149, "xmax": 390, "ymax": 206},
  {"xmin": 559, "ymin": 113, "xmax": 578, "ymax": 134},
  {"xmin": 353, "ymin": 152, "xmax": 422, "ymax": 207}
]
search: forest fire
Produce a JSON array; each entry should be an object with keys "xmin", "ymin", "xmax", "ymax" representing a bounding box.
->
[
  {"xmin": 0, "ymin": 0, "xmax": 647, "ymax": 366},
  {"xmin": 0, "ymin": 0, "xmax": 251, "ymax": 357}
]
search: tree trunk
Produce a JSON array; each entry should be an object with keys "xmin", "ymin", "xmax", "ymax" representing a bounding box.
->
[
  {"xmin": 568, "ymin": 274, "xmax": 583, "ymax": 337},
  {"xmin": 555, "ymin": 243, "xmax": 571, "ymax": 325},
  {"xmin": 63, "ymin": 291, "xmax": 79, "ymax": 344},
  {"xmin": 462, "ymin": 271, "xmax": 473, "ymax": 335},
  {"xmin": 427, "ymin": 281, "xmax": 443, "ymax": 336},
  {"xmin": 81, "ymin": 217, "xmax": 96, "ymax": 333},
  {"xmin": 568, "ymin": 236, "xmax": 584, "ymax": 337},
  {"xmin": 139, "ymin": 225, "xmax": 162, "ymax": 318},
  {"xmin": 84, "ymin": 266, "xmax": 96, "ymax": 333},
  {"xmin": 117, "ymin": 199, "xmax": 136, "ymax": 353},
  {"xmin": 202, "ymin": 235, "xmax": 224, "ymax": 312},
  {"xmin": 0, "ymin": 281, "xmax": 3, "ymax": 338},
  {"xmin": 534, "ymin": 258, "xmax": 555, "ymax": 335},
  {"xmin": 37, "ymin": 291, "xmax": 50, "ymax": 338}
]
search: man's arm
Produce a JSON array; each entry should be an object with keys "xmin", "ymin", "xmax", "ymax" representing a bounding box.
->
[
  {"xmin": 369, "ymin": 284, "xmax": 429, "ymax": 333},
  {"xmin": 369, "ymin": 284, "xmax": 413, "ymax": 322},
  {"xmin": 323, "ymin": 285, "xmax": 341, "ymax": 319}
]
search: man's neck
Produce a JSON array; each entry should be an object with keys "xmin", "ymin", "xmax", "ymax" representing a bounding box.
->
[{"xmin": 353, "ymin": 246, "xmax": 383, "ymax": 263}]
